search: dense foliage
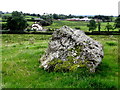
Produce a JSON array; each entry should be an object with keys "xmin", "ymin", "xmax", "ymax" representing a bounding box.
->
[
  {"xmin": 40, "ymin": 14, "xmax": 53, "ymax": 26},
  {"xmin": 105, "ymin": 22, "xmax": 114, "ymax": 32},
  {"xmin": 114, "ymin": 16, "xmax": 120, "ymax": 31},
  {"xmin": 97, "ymin": 21, "xmax": 101, "ymax": 32},
  {"xmin": 93, "ymin": 15, "xmax": 113, "ymax": 22},
  {"xmin": 87, "ymin": 20, "xmax": 97, "ymax": 31},
  {"xmin": 6, "ymin": 11, "xmax": 28, "ymax": 32}
]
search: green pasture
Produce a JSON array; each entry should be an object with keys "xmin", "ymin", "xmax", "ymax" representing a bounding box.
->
[
  {"xmin": 0, "ymin": 22, "xmax": 6, "ymax": 24},
  {"xmin": 46, "ymin": 20, "xmax": 118, "ymax": 32},
  {"xmin": 1, "ymin": 34, "xmax": 119, "ymax": 88},
  {"xmin": 27, "ymin": 21, "xmax": 34, "ymax": 26},
  {"xmin": 46, "ymin": 20, "xmax": 88, "ymax": 32},
  {"xmin": 2, "ymin": 13, "xmax": 12, "ymax": 16},
  {"xmin": 25, "ymin": 15, "xmax": 39, "ymax": 18}
]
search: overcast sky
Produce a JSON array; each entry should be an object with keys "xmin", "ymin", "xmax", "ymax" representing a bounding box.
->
[{"xmin": 0, "ymin": 0, "xmax": 119, "ymax": 16}]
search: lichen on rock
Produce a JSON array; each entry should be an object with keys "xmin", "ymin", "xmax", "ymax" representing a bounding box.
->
[{"xmin": 39, "ymin": 26, "xmax": 104, "ymax": 72}]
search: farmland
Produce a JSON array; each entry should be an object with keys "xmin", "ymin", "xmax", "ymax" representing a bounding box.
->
[
  {"xmin": 46, "ymin": 20, "xmax": 118, "ymax": 32},
  {"xmin": 1, "ymin": 19, "xmax": 118, "ymax": 32},
  {"xmin": 1, "ymin": 13, "xmax": 118, "ymax": 32},
  {"xmin": 1, "ymin": 34, "xmax": 119, "ymax": 88}
]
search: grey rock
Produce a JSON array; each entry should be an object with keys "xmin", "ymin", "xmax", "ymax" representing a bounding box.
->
[{"xmin": 39, "ymin": 26, "xmax": 104, "ymax": 72}]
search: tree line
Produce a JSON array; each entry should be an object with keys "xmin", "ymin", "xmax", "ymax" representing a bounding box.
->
[
  {"xmin": 87, "ymin": 16, "xmax": 120, "ymax": 32},
  {"xmin": 2, "ymin": 11, "xmax": 114, "ymax": 21}
]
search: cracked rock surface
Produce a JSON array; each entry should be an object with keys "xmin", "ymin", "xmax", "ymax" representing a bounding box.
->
[{"xmin": 39, "ymin": 26, "xmax": 104, "ymax": 72}]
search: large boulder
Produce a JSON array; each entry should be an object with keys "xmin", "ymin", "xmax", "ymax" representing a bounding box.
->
[{"xmin": 39, "ymin": 26, "xmax": 104, "ymax": 72}]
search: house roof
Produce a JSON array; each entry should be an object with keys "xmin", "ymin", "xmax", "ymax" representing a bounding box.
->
[
  {"xmin": 66, "ymin": 17, "xmax": 91, "ymax": 21},
  {"xmin": 79, "ymin": 17, "xmax": 91, "ymax": 21}
]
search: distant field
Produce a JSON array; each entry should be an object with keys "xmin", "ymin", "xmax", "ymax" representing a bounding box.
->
[
  {"xmin": 2, "ymin": 34, "xmax": 119, "ymax": 88},
  {"xmin": 46, "ymin": 20, "xmax": 118, "ymax": 32},
  {"xmin": 46, "ymin": 20, "xmax": 88, "ymax": 32},
  {"xmin": 2, "ymin": 13, "xmax": 12, "ymax": 16},
  {"xmin": 25, "ymin": 15, "xmax": 39, "ymax": 18},
  {"xmin": 27, "ymin": 21, "xmax": 34, "ymax": 26},
  {"xmin": 0, "ymin": 22, "xmax": 6, "ymax": 24}
]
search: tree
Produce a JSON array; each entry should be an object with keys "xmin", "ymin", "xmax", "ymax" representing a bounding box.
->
[
  {"xmin": 2, "ymin": 23, "xmax": 7, "ymax": 30},
  {"xmin": 87, "ymin": 20, "xmax": 97, "ymax": 31},
  {"xmin": 98, "ymin": 21, "xmax": 101, "ymax": 32},
  {"xmin": 93, "ymin": 15, "xmax": 112, "ymax": 22},
  {"xmin": 79, "ymin": 16, "xmax": 84, "ymax": 19},
  {"xmin": 114, "ymin": 16, "xmax": 120, "ymax": 31},
  {"xmin": 105, "ymin": 22, "xmax": 113, "ymax": 32},
  {"xmin": 53, "ymin": 14, "xmax": 59, "ymax": 19},
  {"xmin": 40, "ymin": 14, "xmax": 53, "ymax": 26},
  {"xmin": 6, "ymin": 11, "xmax": 28, "ymax": 32},
  {"xmin": 68, "ymin": 14, "xmax": 74, "ymax": 18}
]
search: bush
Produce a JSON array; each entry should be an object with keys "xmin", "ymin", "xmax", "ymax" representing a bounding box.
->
[
  {"xmin": 87, "ymin": 20, "xmax": 97, "ymax": 31},
  {"xmin": 75, "ymin": 27, "xmax": 81, "ymax": 30},
  {"xmin": 106, "ymin": 41, "xmax": 117, "ymax": 46},
  {"xmin": 2, "ymin": 23, "xmax": 7, "ymax": 30},
  {"xmin": 47, "ymin": 28, "xmax": 55, "ymax": 31},
  {"xmin": 40, "ymin": 20, "xmax": 52, "ymax": 26}
]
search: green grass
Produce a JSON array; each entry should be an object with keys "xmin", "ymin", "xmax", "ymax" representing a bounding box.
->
[
  {"xmin": 25, "ymin": 15, "xmax": 39, "ymax": 18},
  {"xmin": 2, "ymin": 13, "xmax": 12, "ymax": 16},
  {"xmin": 0, "ymin": 22, "xmax": 7, "ymax": 24},
  {"xmin": 27, "ymin": 21, "xmax": 34, "ymax": 26},
  {"xmin": 46, "ymin": 20, "xmax": 89, "ymax": 32},
  {"xmin": 1, "ymin": 34, "xmax": 119, "ymax": 88},
  {"xmin": 46, "ymin": 20, "xmax": 118, "ymax": 32}
]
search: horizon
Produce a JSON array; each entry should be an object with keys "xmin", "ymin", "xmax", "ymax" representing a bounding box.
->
[
  {"xmin": 1, "ymin": 11, "xmax": 118, "ymax": 17},
  {"xmin": 0, "ymin": 0, "xmax": 119, "ymax": 16}
]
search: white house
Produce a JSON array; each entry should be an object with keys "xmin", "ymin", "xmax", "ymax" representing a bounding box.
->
[
  {"xmin": 79, "ymin": 17, "xmax": 91, "ymax": 21},
  {"xmin": 34, "ymin": 18, "xmax": 43, "ymax": 20},
  {"xmin": 66, "ymin": 17, "xmax": 91, "ymax": 21},
  {"xmin": 66, "ymin": 18, "xmax": 81, "ymax": 21},
  {"xmin": 31, "ymin": 23, "xmax": 43, "ymax": 31}
]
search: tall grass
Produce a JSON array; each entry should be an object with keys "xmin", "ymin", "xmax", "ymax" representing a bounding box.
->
[{"xmin": 2, "ymin": 34, "xmax": 119, "ymax": 88}]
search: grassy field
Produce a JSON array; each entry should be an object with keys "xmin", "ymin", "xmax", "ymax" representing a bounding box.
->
[
  {"xmin": 46, "ymin": 20, "xmax": 88, "ymax": 32},
  {"xmin": 27, "ymin": 21, "xmax": 35, "ymax": 26},
  {"xmin": 1, "ymin": 34, "xmax": 119, "ymax": 88},
  {"xmin": 2, "ymin": 13, "xmax": 12, "ymax": 16},
  {"xmin": 46, "ymin": 20, "xmax": 118, "ymax": 32},
  {"xmin": 25, "ymin": 15, "xmax": 39, "ymax": 18}
]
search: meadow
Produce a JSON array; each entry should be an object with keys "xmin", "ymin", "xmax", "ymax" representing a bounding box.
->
[
  {"xmin": 1, "ymin": 34, "xmax": 119, "ymax": 88},
  {"xmin": 45, "ymin": 20, "xmax": 118, "ymax": 32}
]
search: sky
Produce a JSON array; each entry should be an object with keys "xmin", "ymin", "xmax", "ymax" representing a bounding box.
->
[{"xmin": 0, "ymin": 0, "xmax": 119, "ymax": 16}]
